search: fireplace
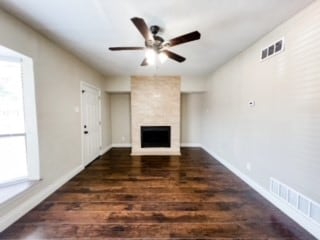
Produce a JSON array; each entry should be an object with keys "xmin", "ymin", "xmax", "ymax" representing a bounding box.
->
[
  {"xmin": 141, "ymin": 126, "xmax": 171, "ymax": 148},
  {"xmin": 131, "ymin": 76, "xmax": 180, "ymax": 155}
]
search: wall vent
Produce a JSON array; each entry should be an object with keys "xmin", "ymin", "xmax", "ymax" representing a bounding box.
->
[
  {"xmin": 261, "ymin": 38, "xmax": 284, "ymax": 60},
  {"xmin": 270, "ymin": 178, "xmax": 320, "ymax": 225}
]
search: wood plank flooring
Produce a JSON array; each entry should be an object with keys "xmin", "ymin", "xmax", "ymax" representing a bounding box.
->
[{"xmin": 0, "ymin": 148, "xmax": 316, "ymax": 239}]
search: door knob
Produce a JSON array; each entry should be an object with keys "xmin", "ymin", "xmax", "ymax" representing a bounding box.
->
[{"xmin": 84, "ymin": 131, "xmax": 88, "ymax": 134}]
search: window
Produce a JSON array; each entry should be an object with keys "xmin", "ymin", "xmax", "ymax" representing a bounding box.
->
[{"xmin": 0, "ymin": 46, "xmax": 39, "ymax": 187}]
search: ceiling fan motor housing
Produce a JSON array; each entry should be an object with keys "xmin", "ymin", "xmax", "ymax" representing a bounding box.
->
[
  {"xmin": 143, "ymin": 25, "xmax": 163, "ymax": 51},
  {"xmin": 150, "ymin": 25, "xmax": 160, "ymax": 35}
]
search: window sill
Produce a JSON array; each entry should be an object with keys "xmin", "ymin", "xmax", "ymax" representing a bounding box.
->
[{"xmin": 0, "ymin": 180, "xmax": 40, "ymax": 205}]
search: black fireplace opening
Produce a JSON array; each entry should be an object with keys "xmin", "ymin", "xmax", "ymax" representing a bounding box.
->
[{"xmin": 141, "ymin": 126, "xmax": 171, "ymax": 148}]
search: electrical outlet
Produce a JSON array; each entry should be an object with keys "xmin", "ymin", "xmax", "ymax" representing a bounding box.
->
[{"xmin": 121, "ymin": 136, "xmax": 125, "ymax": 142}]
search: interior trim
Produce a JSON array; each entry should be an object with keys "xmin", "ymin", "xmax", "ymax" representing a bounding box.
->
[
  {"xmin": 201, "ymin": 145, "xmax": 320, "ymax": 239},
  {"xmin": 0, "ymin": 165, "xmax": 84, "ymax": 232}
]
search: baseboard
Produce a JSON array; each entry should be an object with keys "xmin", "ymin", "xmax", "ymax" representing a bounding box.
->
[
  {"xmin": 201, "ymin": 145, "xmax": 320, "ymax": 239},
  {"xmin": 112, "ymin": 143, "xmax": 131, "ymax": 148},
  {"xmin": 0, "ymin": 165, "xmax": 84, "ymax": 232},
  {"xmin": 100, "ymin": 145, "xmax": 112, "ymax": 155},
  {"xmin": 180, "ymin": 143, "xmax": 201, "ymax": 147}
]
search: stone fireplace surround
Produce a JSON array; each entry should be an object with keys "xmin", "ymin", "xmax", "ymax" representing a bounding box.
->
[{"xmin": 131, "ymin": 76, "xmax": 181, "ymax": 155}]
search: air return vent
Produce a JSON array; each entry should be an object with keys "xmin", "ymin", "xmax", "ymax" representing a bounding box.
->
[
  {"xmin": 261, "ymin": 38, "xmax": 284, "ymax": 60},
  {"xmin": 270, "ymin": 178, "xmax": 320, "ymax": 225}
]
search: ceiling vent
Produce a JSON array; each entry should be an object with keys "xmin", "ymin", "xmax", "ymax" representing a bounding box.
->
[{"xmin": 261, "ymin": 38, "xmax": 284, "ymax": 60}]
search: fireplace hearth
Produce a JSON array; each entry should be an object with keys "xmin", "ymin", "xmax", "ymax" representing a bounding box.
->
[{"xmin": 141, "ymin": 126, "xmax": 171, "ymax": 148}]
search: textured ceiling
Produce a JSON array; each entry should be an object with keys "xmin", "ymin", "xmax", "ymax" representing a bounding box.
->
[{"xmin": 0, "ymin": 0, "xmax": 314, "ymax": 77}]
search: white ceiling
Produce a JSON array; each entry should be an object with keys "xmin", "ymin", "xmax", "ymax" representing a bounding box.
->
[{"xmin": 0, "ymin": 0, "xmax": 313, "ymax": 78}]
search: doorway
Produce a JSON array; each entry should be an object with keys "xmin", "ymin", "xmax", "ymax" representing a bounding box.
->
[{"xmin": 81, "ymin": 82, "xmax": 101, "ymax": 166}]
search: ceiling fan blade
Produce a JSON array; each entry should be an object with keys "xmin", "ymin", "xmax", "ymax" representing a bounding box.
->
[
  {"xmin": 131, "ymin": 17, "xmax": 153, "ymax": 41},
  {"xmin": 109, "ymin": 47, "xmax": 145, "ymax": 51},
  {"xmin": 162, "ymin": 50, "xmax": 186, "ymax": 62},
  {"xmin": 140, "ymin": 58, "xmax": 148, "ymax": 66},
  {"xmin": 168, "ymin": 31, "xmax": 201, "ymax": 47}
]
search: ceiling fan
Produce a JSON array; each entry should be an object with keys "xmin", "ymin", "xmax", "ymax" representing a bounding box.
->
[{"xmin": 109, "ymin": 17, "xmax": 201, "ymax": 66}]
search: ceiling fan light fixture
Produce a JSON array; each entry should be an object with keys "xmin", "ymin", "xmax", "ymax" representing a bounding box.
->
[
  {"xmin": 158, "ymin": 52, "xmax": 168, "ymax": 63},
  {"xmin": 109, "ymin": 17, "xmax": 201, "ymax": 66},
  {"xmin": 145, "ymin": 48, "xmax": 156, "ymax": 65}
]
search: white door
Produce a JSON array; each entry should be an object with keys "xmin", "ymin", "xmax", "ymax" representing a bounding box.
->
[{"xmin": 81, "ymin": 82, "xmax": 101, "ymax": 166}]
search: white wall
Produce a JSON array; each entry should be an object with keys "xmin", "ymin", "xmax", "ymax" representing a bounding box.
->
[
  {"xmin": 105, "ymin": 76, "xmax": 131, "ymax": 92},
  {"xmin": 110, "ymin": 93, "xmax": 131, "ymax": 146},
  {"xmin": 201, "ymin": 1, "xmax": 320, "ymax": 236},
  {"xmin": 181, "ymin": 93, "xmax": 203, "ymax": 146},
  {"xmin": 0, "ymin": 9, "xmax": 111, "ymax": 231},
  {"xmin": 180, "ymin": 76, "xmax": 206, "ymax": 93}
]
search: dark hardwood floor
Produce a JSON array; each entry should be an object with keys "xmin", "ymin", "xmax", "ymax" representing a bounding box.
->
[{"xmin": 0, "ymin": 148, "xmax": 316, "ymax": 239}]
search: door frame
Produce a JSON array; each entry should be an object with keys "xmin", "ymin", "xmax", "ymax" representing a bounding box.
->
[{"xmin": 80, "ymin": 81, "xmax": 102, "ymax": 167}]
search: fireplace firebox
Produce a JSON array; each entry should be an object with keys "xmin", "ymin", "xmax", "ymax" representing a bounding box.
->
[{"xmin": 141, "ymin": 126, "xmax": 171, "ymax": 148}]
